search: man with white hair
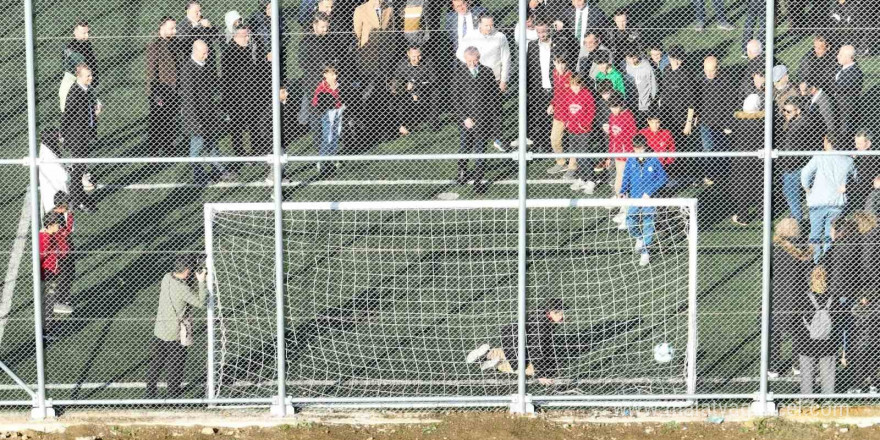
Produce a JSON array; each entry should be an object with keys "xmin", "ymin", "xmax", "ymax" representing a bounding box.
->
[
  {"xmin": 61, "ymin": 63, "xmax": 101, "ymax": 212},
  {"xmin": 453, "ymin": 46, "xmax": 497, "ymax": 194},
  {"xmin": 455, "ymin": 13, "xmax": 510, "ymax": 151},
  {"xmin": 833, "ymin": 44, "xmax": 863, "ymax": 139}
]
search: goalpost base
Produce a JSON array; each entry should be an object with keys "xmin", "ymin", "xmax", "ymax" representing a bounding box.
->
[
  {"xmin": 509, "ymin": 395, "xmax": 535, "ymax": 414},
  {"xmin": 749, "ymin": 400, "xmax": 778, "ymax": 417},
  {"xmin": 30, "ymin": 404, "xmax": 55, "ymax": 420},
  {"xmin": 270, "ymin": 397, "xmax": 296, "ymax": 417}
]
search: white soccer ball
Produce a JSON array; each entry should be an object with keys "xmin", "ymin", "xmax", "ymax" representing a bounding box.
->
[{"xmin": 653, "ymin": 343, "xmax": 674, "ymax": 364}]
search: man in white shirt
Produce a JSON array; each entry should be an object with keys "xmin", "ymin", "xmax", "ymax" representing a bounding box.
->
[{"xmin": 455, "ymin": 13, "xmax": 510, "ymax": 91}]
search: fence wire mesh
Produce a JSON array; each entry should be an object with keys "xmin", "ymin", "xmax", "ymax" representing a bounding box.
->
[{"xmin": 0, "ymin": 0, "xmax": 879, "ymax": 416}]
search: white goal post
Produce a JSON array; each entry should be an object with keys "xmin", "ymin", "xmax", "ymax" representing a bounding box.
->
[{"xmin": 203, "ymin": 198, "xmax": 698, "ymax": 407}]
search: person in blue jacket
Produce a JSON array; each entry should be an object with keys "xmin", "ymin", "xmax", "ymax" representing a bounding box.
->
[{"xmin": 621, "ymin": 134, "xmax": 668, "ymax": 267}]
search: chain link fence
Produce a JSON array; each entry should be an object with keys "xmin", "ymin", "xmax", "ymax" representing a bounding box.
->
[{"xmin": 0, "ymin": 0, "xmax": 878, "ymax": 419}]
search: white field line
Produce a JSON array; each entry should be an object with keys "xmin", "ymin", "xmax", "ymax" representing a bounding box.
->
[
  {"xmin": 0, "ymin": 376, "xmax": 786, "ymax": 391},
  {"xmin": 0, "ymin": 191, "xmax": 31, "ymax": 347},
  {"xmin": 95, "ymin": 179, "xmax": 581, "ymax": 190}
]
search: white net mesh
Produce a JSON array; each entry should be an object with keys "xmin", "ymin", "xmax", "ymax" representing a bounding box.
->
[{"xmin": 208, "ymin": 200, "xmax": 696, "ymax": 400}]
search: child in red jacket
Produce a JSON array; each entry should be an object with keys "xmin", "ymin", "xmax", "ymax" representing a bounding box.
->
[
  {"xmin": 52, "ymin": 192, "xmax": 75, "ymax": 315},
  {"xmin": 551, "ymin": 74, "xmax": 596, "ymax": 179},
  {"xmin": 39, "ymin": 212, "xmax": 65, "ymax": 326},
  {"xmin": 547, "ymin": 55, "xmax": 573, "ymax": 175},
  {"xmin": 606, "ymin": 94, "xmax": 637, "ymax": 198},
  {"xmin": 638, "ymin": 111, "xmax": 676, "ymax": 169}
]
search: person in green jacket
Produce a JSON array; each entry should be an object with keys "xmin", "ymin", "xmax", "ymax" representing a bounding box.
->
[
  {"xmin": 594, "ymin": 50, "xmax": 625, "ymax": 96},
  {"xmin": 146, "ymin": 255, "xmax": 207, "ymax": 399}
]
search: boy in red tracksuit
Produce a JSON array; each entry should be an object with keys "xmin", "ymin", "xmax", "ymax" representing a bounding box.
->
[
  {"xmin": 39, "ymin": 212, "xmax": 65, "ymax": 328},
  {"xmin": 553, "ymin": 74, "xmax": 595, "ymax": 180},
  {"xmin": 637, "ymin": 111, "xmax": 677, "ymax": 184},
  {"xmin": 547, "ymin": 55, "xmax": 573, "ymax": 175},
  {"xmin": 606, "ymin": 94, "xmax": 638, "ymax": 198}
]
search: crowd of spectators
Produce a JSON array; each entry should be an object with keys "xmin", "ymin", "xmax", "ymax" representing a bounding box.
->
[{"xmin": 38, "ymin": 0, "xmax": 880, "ymax": 394}]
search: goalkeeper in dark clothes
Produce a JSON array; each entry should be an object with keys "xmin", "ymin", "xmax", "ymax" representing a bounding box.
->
[{"xmin": 465, "ymin": 298, "xmax": 641, "ymax": 385}]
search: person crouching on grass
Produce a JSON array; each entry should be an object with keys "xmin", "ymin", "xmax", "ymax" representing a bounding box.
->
[
  {"xmin": 620, "ymin": 134, "xmax": 668, "ymax": 267},
  {"xmin": 465, "ymin": 299, "xmax": 567, "ymax": 385}
]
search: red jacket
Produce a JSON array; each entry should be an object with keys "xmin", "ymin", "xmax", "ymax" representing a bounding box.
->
[
  {"xmin": 638, "ymin": 128, "xmax": 676, "ymax": 165},
  {"xmin": 608, "ymin": 110, "xmax": 638, "ymax": 160},
  {"xmin": 550, "ymin": 70, "xmax": 573, "ymax": 120},
  {"xmin": 553, "ymin": 87, "xmax": 595, "ymax": 134},
  {"xmin": 311, "ymin": 81, "xmax": 342, "ymax": 109},
  {"xmin": 39, "ymin": 231, "xmax": 60, "ymax": 280}
]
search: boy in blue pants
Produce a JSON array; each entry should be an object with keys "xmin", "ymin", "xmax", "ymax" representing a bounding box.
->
[{"xmin": 621, "ymin": 134, "xmax": 668, "ymax": 266}]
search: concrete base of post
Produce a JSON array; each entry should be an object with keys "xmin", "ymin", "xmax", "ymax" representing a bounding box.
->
[
  {"xmin": 270, "ymin": 397, "xmax": 295, "ymax": 417},
  {"xmin": 30, "ymin": 404, "xmax": 56, "ymax": 420},
  {"xmin": 509, "ymin": 394, "xmax": 535, "ymax": 414},
  {"xmin": 750, "ymin": 400, "xmax": 778, "ymax": 417}
]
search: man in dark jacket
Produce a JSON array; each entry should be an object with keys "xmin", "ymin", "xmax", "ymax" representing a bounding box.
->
[
  {"xmin": 552, "ymin": 0, "xmax": 609, "ymax": 61},
  {"xmin": 178, "ymin": 1, "xmax": 219, "ymax": 66},
  {"xmin": 850, "ymin": 131, "xmax": 880, "ymax": 213},
  {"xmin": 391, "ymin": 46, "xmax": 437, "ymax": 136},
  {"xmin": 453, "ymin": 46, "xmax": 497, "ymax": 194},
  {"xmin": 833, "ymin": 45, "xmax": 863, "ymax": 139},
  {"xmin": 222, "ymin": 26, "xmax": 270, "ymax": 169},
  {"xmin": 657, "ymin": 45, "xmax": 696, "ymax": 159},
  {"xmin": 696, "ymin": 56, "xmax": 734, "ymax": 185},
  {"xmin": 61, "ymin": 64, "xmax": 100, "ymax": 211},
  {"xmin": 249, "ymin": 0, "xmax": 288, "ymax": 80},
  {"xmin": 146, "ymin": 16, "xmax": 183, "ymax": 156},
  {"xmin": 179, "ymin": 40, "xmax": 230, "ymax": 184},
  {"xmin": 526, "ymin": 21, "xmax": 567, "ymax": 150},
  {"xmin": 61, "ymin": 20, "xmax": 100, "ymax": 109},
  {"xmin": 798, "ymin": 35, "xmax": 837, "ymax": 94}
]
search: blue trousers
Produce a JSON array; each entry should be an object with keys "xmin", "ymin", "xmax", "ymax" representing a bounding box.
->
[
  {"xmin": 626, "ymin": 206, "xmax": 656, "ymax": 254},
  {"xmin": 808, "ymin": 205, "xmax": 842, "ymax": 261},
  {"xmin": 318, "ymin": 111, "xmax": 343, "ymax": 157},
  {"xmin": 189, "ymin": 135, "xmax": 225, "ymax": 184}
]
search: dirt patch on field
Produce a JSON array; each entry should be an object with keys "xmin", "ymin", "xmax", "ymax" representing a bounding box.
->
[{"xmin": 3, "ymin": 410, "xmax": 880, "ymax": 440}]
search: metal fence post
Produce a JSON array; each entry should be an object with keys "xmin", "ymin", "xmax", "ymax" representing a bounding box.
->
[
  {"xmin": 269, "ymin": 0, "xmax": 290, "ymax": 417},
  {"xmin": 753, "ymin": 0, "xmax": 778, "ymax": 417},
  {"xmin": 510, "ymin": 0, "xmax": 533, "ymax": 415},
  {"xmin": 22, "ymin": 0, "xmax": 54, "ymax": 420}
]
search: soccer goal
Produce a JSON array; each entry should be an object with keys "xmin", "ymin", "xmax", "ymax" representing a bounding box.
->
[{"xmin": 203, "ymin": 198, "xmax": 697, "ymax": 407}]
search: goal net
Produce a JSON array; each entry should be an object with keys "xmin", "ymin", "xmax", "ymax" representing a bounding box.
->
[{"xmin": 204, "ymin": 199, "xmax": 697, "ymax": 403}]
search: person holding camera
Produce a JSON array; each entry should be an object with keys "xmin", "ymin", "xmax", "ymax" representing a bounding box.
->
[{"xmin": 145, "ymin": 256, "xmax": 207, "ymax": 399}]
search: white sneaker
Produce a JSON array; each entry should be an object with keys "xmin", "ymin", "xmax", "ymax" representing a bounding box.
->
[
  {"xmin": 570, "ymin": 180, "xmax": 586, "ymax": 191},
  {"xmin": 562, "ymin": 169, "xmax": 577, "ymax": 181},
  {"xmin": 53, "ymin": 303, "xmax": 73, "ymax": 314},
  {"xmin": 546, "ymin": 164, "xmax": 567, "ymax": 175},
  {"xmin": 767, "ymin": 371, "xmax": 779, "ymax": 380},
  {"xmin": 466, "ymin": 344, "xmax": 491, "ymax": 363},
  {"xmin": 82, "ymin": 173, "xmax": 96, "ymax": 192},
  {"xmin": 493, "ymin": 140, "xmax": 506, "ymax": 152},
  {"xmin": 583, "ymin": 181, "xmax": 596, "ymax": 195},
  {"xmin": 635, "ymin": 239, "xmax": 644, "ymax": 253},
  {"xmin": 792, "ymin": 366, "xmax": 800, "ymax": 376},
  {"xmin": 617, "ymin": 221, "xmax": 628, "ymax": 230},
  {"xmin": 480, "ymin": 359, "xmax": 501, "ymax": 371},
  {"xmin": 639, "ymin": 253, "xmax": 650, "ymax": 266},
  {"xmin": 612, "ymin": 212, "xmax": 626, "ymax": 224}
]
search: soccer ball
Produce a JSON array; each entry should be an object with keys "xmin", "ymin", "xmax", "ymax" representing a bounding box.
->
[{"xmin": 653, "ymin": 343, "xmax": 674, "ymax": 363}]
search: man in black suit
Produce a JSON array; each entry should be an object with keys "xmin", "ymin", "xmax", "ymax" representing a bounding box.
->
[
  {"xmin": 526, "ymin": 21, "xmax": 567, "ymax": 150},
  {"xmin": 178, "ymin": 1, "xmax": 219, "ymax": 66},
  {"xmin": 61, "ymin": 64, "xmax": 100, "ymax": 211},
  {"xmin": 833, "ymin": 44, "xmax": 863, "ymax": 139},
  {"xmin": 179, "ymin": 39, "xmax": 230, "ymax": 185},
  {"xmin": 797, "ymin": 35, "xmax": 837, "ymax": 95},
  {"xmin": 454, "ymin": 46, "xmax": 497, "ymax": 194},
  {"xmin": 297, "ymin": 13, "xmax": 344, "ymax": 125},
  {"xmin": 552, "ymin": 0, "xmax": 608, "ymax": 61}
]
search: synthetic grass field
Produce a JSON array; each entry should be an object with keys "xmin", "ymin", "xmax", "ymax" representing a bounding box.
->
[{"xmin": 0, "ymin": 0, "xmax": 875, "ymax": 406}]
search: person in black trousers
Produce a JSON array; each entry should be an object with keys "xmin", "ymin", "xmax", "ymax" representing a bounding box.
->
[
  {"xmin": 61, "ymin": 64, "xmax": 100, "ymax": 212},
  {"xmin": 453, "ymin": 47, "xmax": 497, "ymax": 194},
  {"xmin": 146, "ymin": 16, "xmax": 182, "ymax": 156}
]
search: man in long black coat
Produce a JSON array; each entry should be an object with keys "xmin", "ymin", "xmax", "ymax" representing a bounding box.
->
[
  {"xmin": 453, "ymin": 46, "xmax": 497, "ymax": 194},
  {"xmin": 61, "ymin": 64, "xmax": 99, "ymax": 211},
  {"xmin": 833, "ymin": 45, "xmax": 863, "ymax": 140}
]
